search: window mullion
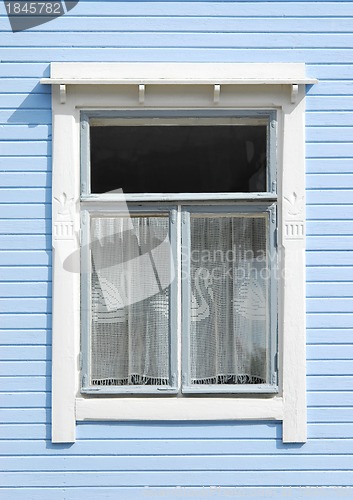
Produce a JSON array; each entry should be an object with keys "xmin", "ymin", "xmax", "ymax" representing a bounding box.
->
[{"xmin": 181, "ymin": 208, "xmax": 191, "ymax": 391}]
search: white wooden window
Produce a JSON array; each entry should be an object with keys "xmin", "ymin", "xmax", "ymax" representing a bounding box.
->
[
  {"xmin": 42, "ymin": 62, "xmax": 317, "ymax": 443},
  {"xmin": 80, "ymin": 112, "xmax": 278, "ymax": 396}
]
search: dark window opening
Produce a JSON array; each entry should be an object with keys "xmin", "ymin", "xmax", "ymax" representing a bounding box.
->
[{"xmin": 90, "ymin": 125, "xmax": 267, "ymax": 194}]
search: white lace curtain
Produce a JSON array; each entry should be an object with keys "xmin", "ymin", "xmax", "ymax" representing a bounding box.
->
[
  {"xmin": 90, "ymin": 215, "xmax": 268, "ymax": 387},
  {"xmin": 189, "ymin": 216, "xmax": 268, "ymax": 385},
  {"xmin": 90, "ymin": 216, "xmax": 171, "ymax": 386}
]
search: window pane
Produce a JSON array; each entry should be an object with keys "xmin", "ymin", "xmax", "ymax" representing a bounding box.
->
[
  {"xmin": 90, "ymin": 125, "xmax": 267, "ymax": 194},
  {"xmin": 89, "ymin": 215, "xmax": 172, "ymax": 387},
  {"xmin": 188, "ymin": 214, "xmax": 269, "ymax": 386}
]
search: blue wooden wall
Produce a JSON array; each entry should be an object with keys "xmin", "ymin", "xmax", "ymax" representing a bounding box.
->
[{"xmin": 1, "ymin": 1, "xmax": 353, "ymax": 497}]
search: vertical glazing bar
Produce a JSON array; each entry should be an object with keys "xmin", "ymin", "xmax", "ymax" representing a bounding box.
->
[
  {"xmin": 80, "ymin": 210, "xmax": 91, "ymax": 390},
  {"xmin": 181, "ymin": 209, "xmax": 191, "ymax": 391}
]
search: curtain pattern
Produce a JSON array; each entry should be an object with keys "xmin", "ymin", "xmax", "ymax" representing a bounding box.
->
[{"xmin": 89, "ymin": 214, "xmax": 268, "ymax": 387}]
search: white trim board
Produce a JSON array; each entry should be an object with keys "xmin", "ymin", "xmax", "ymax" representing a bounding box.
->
[
  {"xmin": 49, "ymin": 62, "xmax": 312, "ymax": 444},
  {"xmin": 41, "ymin": 62, "xmax": 317, "ymax": 85}
]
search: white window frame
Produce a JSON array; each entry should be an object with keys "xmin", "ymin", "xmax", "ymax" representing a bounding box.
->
[{"xmin": 42, "ymin": 62, "xmax": 317, "ymax": 444}]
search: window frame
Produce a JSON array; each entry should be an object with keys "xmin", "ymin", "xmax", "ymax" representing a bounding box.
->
[
  {"xmin": 44, "ymin": 62, "xmax": 315, "ymax": 443},
  {"xmin": 81, "ymin": 110, "xmax": 278, "ymax": 396},
  {"xmin": 181, "ymin": 203, "xmax": 278, "ymax": 395}
]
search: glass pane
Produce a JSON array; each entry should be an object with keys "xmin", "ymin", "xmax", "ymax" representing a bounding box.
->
[
  {"xmin": 188, "ymin": 214, "xmax": 269, "ymax": 385},
  {"xmin": 89, "ymin": 215, "xmax": 172, "ymax": 387},
  {"xmin": 90, "ymin": 125, "xmax": 267, "ymax": 194}
]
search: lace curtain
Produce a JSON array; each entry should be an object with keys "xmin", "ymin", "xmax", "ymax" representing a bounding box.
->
[
  {"xmin": 189, "ymin": 216, "xmax": 268, "ymax": 385},
  {"xmin": 90, "ymin": 214, "xmax": 268, "ymax": 387},
  {"xmin": 90, "ymin": 216, "xmax": 171, "ymax": 386}
]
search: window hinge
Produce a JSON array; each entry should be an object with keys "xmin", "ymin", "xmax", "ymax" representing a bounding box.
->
[
  {"xmin": 171, "ymin": 211, "xmax": 176, "ymax": 224},
  {"xmin": 79, "ymin": 352, "xmax": 83, "ymax": 370},
  {"xmin": 271, "ymin": 180, "xmax": 277, "ymax": 193},
  {"xmin": 274, "ymin": 228, "xmax": 278, "ymax": 248},
  {"xmin": 272, "ymin": 353, "xmax": 278, "ymax": 385},
  {"xmin": 182, "ymin": 212, "xmax": 187, "ymax": 225},
  {"xmin": 82, "ymin": 374, "xmax": 88, "ymax": 387},
  {"xmin": 274, "ymin": 352, "xmax": 279, "ymax": 371}
]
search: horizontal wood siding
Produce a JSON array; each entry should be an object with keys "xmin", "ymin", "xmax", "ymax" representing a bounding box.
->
[{"xmin": 1, "ymin": 0, "xmax": 353, "ymax": 497}]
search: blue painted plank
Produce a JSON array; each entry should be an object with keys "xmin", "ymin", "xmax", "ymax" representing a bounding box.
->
[
  {"xmin": 1, "ymin": 450, "xmax": 353, "ymax": 471},
  {"xmin": 307, "ymin": 81, "xmax": 353, "ymax": 95},
  {"xmin": 307, "ymin": 127, "xmax": 353, "ymax": 142},
  {"xmin": 0, "ymin": 408, "xmax": 49, "ymax": 423},
  {"xmin": 10, "ymin": 17, "xmax": 353, "ymax": 35},
  {"xmin": 0, "ymin": 125, "xmax": 51, "ymax": 141},
  {"xmin": 308, "ymin": 329, "xmax": 353, "ymax": 344},
  {"xmin": 0, "ymin": 251, "xmax": 51, "ymax": 266},
  {"xmin": 302, "ymin": 267, "xmax": 349, "ymax": 281},
  {"xmin": 0, "ymin": 80, "xmax": 50, "ymax": 94},
  {"xmin": 307, "ymin": 220, "xmax": 353, "ymax": 234},
  {"xmin": 0, "ymin": 235, "xmax": 50, "ymax": 250},
  {"xmin": 0, "ymin": 298, "xmax": 51, "ymax": 313},
  {"xmin": 0, "ymin": 393, "xmax": 49, "ymax": 408},
  {"xmin": 0, "ymin": 267, "xmax": 50, "ymax": 281},
  {"xmin": 306, "ymin": 252, "xmax": 353, "ymax": 267},
  {"xmin": 307, "ymin": 282, "xmax": 353, "ymax": 297},
  {"xmin": 2, "ymin": 48, "xmax": 353, "ymax": 63},
  {"xmin": 307, "ymin": 236, "xmax": 353, "ymax": 250},
  {"xmin": 5, "ymin": 437, "xmax": 353, "ymax": 456},
  {"xmin": 0, "ymin": 219, "xmax": 50, "ymax": 234},
  {"xmin": 307, "ymin": 298, "xmax": 353, "ymax": 313},
  {"xmin": 0, "ymin": 424, "xmax": 49, "ymax": 440},
  {"xmin": 3, "ymin": 33, "xmax": 353, "ymax": 48},
  {"xmin": 308, "ymin": 190, "xmax": 353, "ymax": 204},
  {"xmin": 0, "ymin": 345, "xmax": 50, "ymax": 362},
  {"xmin": 307, "ymin": 376, "xmax": 353, "ymax": 391},
  {"xmin": 307, "ymin": 313, "xmax": 353, "ymax": 328},
  {"xmin": 0, "ymin": 204, "xmax": 50, "ymax": 219},
  {"xmin": 0, "ymin": 346, "xmax": 49, "ymax": 361},
  {"xmin": 308, "ymin": 392, "xmax": 353, "ymax": 407},
  {"xmin": 307, "ymin": 360, "xmax": 353, "ymax": 376},
  {"xmin": 307, "ymin": 142, "xmax": 353, "ymax": 157},
  {"xmin": 307, "ymin": 205, "xmax": 353, "ymax": 218},
  {"xmin": 307, "ymin": 96, "xmax": 353, "ymax": 111},
  {"xmin": 6, "ymin": 16, "xmax": 353, "ymax": 34},
  {"xmin": 0, "ymin": 62, "xmax": 49, "ymax": 78},
  {"xmin": 0, "ymin": 361, "xmax": 51, "ymax": 377},
  {"xmin": 0, "ymin": 377, "xmax": 49, "ymax": 392},
  {"xmin": 307, "ymin": 344, "xmax": 353, "ymax": 359},
  {"xmin": 0, "ymin": 109, "xmax": 51, "ymax": 124},
  {"xmin": 20, "ymin": 1, "xmax": 353, "ymax": 17},
  {"xmin": 309, "ymin": 64, "xmax": 353, "ymax": 80},
  {"xmin": 0, "ymin": 188, "xmax": 50, "ymax": 203},
  {"xmin": 0, "ymin": 94, "xmax": 50, "ymax": 109},
  {"xmin": 0, "ymin": 329, "xmax": 51, "ymax": 344},
  {"xmin": 306, "ymin": 112, "xmax": 353, "ymax": 127},
  {"xmin": 0, "ymin": 313, "xmax": 50, "ymax": 329},
  {"xmin": 3, "ymin": 469, "xmax": 353, "ymax": 487},
  {"xmin": 0, "ymin": 283, "xmax": 51, "ymax": 298},
  {"xmin": 0, "ymin": 158, "xmax": 51, "ymax": 172},
  {"xmin": 306, "ymin": 176, "xmax": 353, "ymax": 189},
  {"xmin": 308, "ymin": 407, "xmax": 353, "ymax": 423},
  {"xmin": 1, "ymin": 487, "xmax": 353, "ymax": 500},
  {"xmin": 0, "ymin": 142, "xmax": 50, "ymax": 156}
]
